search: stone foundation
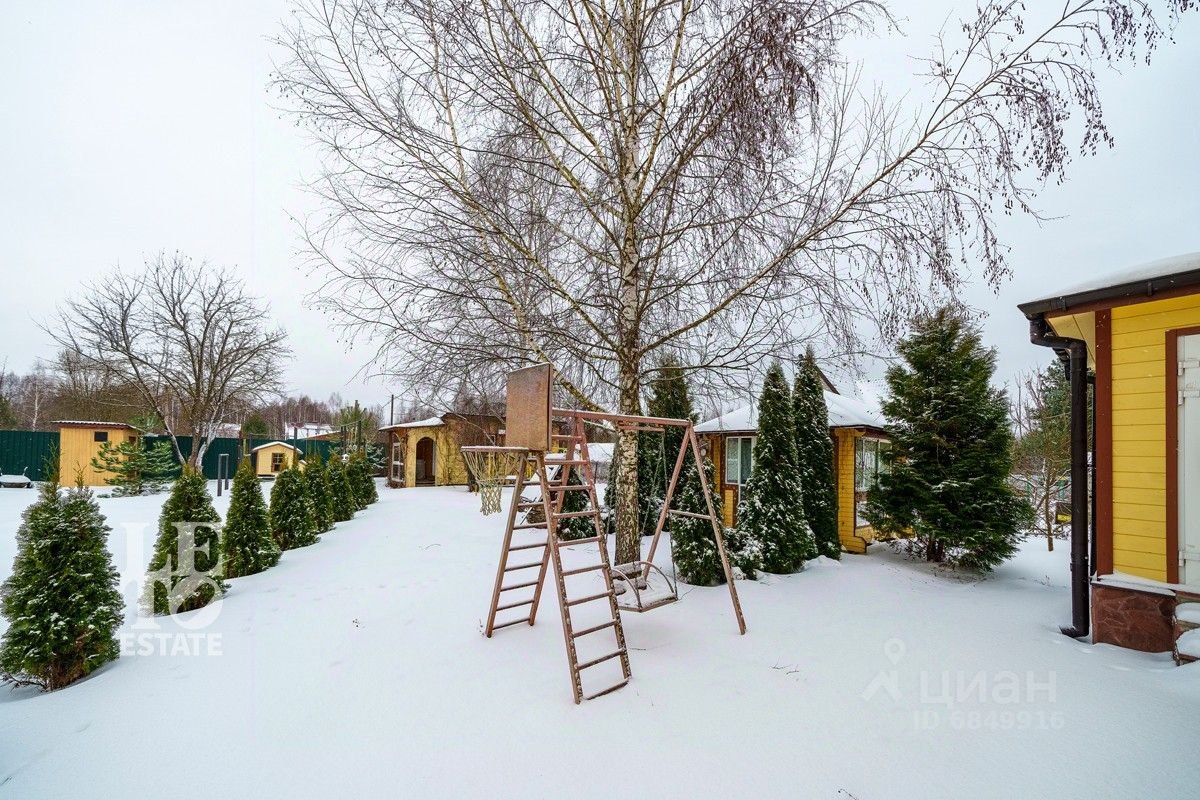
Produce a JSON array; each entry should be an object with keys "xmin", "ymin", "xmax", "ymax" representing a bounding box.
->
[{"xmin": 1091, "ymin": 582, "xmax": 1176, "ymax": 653}]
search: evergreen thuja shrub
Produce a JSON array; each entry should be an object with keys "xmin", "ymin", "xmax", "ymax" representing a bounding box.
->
[
  {"xmin": 864, "ymin": 307, "xmax": 1034, "ymax": 571},
  {"xmin": 794, "ymin": 349, "xmax": 840, "ymax": 559},
  {"xmin": 221, "ymin": 458, "xmax": 280, "ymax": 578},
  {"xmin": 1, "ymin": 479, "xmax": 124, "ymax": 690},
  {"xmin": 347, "ymin": 449, "xmax": 377, "ymax": 509},
  {"xmin": 738, "ymin": 360, "xmax": 816, "ymax": 574},
  {"xmin": 327, "ymin": 457, "xmax": 355, "ymax": 523},
  {"xmin": 144, "ymin": 467, "xmax": 227, "ymax": 615},
  {"xmin": 270, "ymin": 464, "xmax": 319, "ymax": 550},
  {"xmin": 305, "ymin": 451, "xmax": 334, "ymax": 532},
  {"xmin": 672, "ymin": 457, "xmax": 727, "ymax": 585}
]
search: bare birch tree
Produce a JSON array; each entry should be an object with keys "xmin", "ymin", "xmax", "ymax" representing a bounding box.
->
[
  {"xmin": 274, "ymin": 0, "xmax": 1193, "ymax": 564},
  {"xmin": 48, "ymin": 253, "xmax": 291, "ymax": 467}
]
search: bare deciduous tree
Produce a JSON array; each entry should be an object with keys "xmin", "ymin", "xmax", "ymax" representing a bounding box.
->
[
  {"xmin": 274, "ymin": 0, "xmax": 1192, "ymax": 564},
  {"xmin": 49, "ymin": 252, "xmax": 291, "ymax": 467},
  {"xmin": 1013, "ymin": 363, "xmax": 1078, "ymax": 551}
]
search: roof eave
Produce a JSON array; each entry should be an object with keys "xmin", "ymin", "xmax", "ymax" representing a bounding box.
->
[{"xmin": 1018, "ymin": 268, "xmax": 1200, "ymax": 319}]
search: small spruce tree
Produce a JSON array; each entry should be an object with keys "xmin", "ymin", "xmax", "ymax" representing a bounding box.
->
[
  {"xmin": 305, "ymin": 450, "xmax": 335, "ymax": 532},
  {"xmin": 637, "ymin": 357, "xmax": 696, "ymax": 536},
  {"xmin": 793, "ymin": 349, "xmax": 840, "ymax": 559},
  {"xmin": 327, "ymin": 456, "xmax": 356, "ymax": 522},
  {"xmin": 738, "ymin": 361, "xmax": 815, "ymax": 573},
  {"xmin": 222, "ymin": 458, "xmax": 281, "ymax": 578},
  {"xmin": 90, "ymin": 437, "xmax": 178, "ymax": 496},
  {"xmin": 145, "ymin": 466, "xmax": 226, "ymax": 615},
  {"xmin": 864, "ymin": 307, "xmax": 1033, "ymax": 570},
  {"xmin": 1, "ymin": 477, "xmax": 124, "ymax": 690},
  {"xmin": 270, "ymin": 464, "xmax": 319, "ymax": 550}
]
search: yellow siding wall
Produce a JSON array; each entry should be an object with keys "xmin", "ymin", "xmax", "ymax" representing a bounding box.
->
[
  {"xmin": 59, "ymin": 426, "xmax": 138, "ymax": 486},
  {"xmin": 1109, "ymin": 294, "xmax": 1200, "ymax": 580},
  {"xmin": 834, "ymin": 428, "xmax": 873, "ymax": 554}
]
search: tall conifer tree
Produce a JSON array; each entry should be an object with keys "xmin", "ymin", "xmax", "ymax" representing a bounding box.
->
[
  {"xmin": 739, "ymin": 361, "xmax": 815, "ymax": 573},
  {"xmin": 865, "ymin": 308, "xmax": 1032, "ymax": 570},
  {"xmin": 793, "ymin": 350, "xmax": 840, "ymax": 559}
]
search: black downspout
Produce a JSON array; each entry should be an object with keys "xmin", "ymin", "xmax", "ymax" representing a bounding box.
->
[
  {"xmin": 1088, "ymin": 374, "xmax": 1097, "ymax": 577},
  {"xmin": 1028, "ymin": 317, "xmax": 1090, "ymax": 638}
]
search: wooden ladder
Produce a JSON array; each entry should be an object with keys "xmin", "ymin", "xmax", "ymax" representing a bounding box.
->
[{"xmin": 484, "ymin": 431, "xmax": 631, "ymax": 703}]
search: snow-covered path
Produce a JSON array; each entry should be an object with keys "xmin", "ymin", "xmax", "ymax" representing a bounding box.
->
[{"xmin": 1, "ymin": 483, "xmax": 1197, "ymax": 799}]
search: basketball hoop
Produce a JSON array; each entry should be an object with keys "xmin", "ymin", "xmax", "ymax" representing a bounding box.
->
[{"xmin": 461, "ymin": 446, "xmax": 527, "ymax": 515}]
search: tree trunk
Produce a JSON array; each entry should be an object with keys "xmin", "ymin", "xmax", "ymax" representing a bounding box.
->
[{"xmin": 614, "ymin": 356, "xmax": 642, "ymax": 566}]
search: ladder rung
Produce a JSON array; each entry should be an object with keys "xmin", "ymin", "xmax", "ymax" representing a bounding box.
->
[
  {"xmin": 557, "ymin": 536, "xmax": 600, "ymax": 546},
  {"xmin": 545, "ymin": 459, "xmax": 588, "ymax": 466},
  {"xmin": 517, "ymin": 501, "xmax": 543, "ymax": 510},
  {"xmin": 576, "ymin": 649, "xmax": 626, "ymax": 671},
  {"xmin": 495, "ymin": 598, "xmax": 534, "ymax": 612},
  {"xmin": 554, "ymin": 510, "xmax": 600, "ymax": 519},
  {"xmin": 567, "ymin": 589, "xmax": 614, "ymax": 607},
  {"xmin": 571, "ymin": 620, "xmax": 617, "ymax": 638},
  {"xmin": 551, "ymin": 434, "xmax": 577, "ymax": 440},
  {"xmin": 491, "ymin": 616, "xmax": 533, "ymax": 630},
  {"xmin": 501, "ymin": 580, "xmax": 540, "ymax": 592},
  {"xmin": 584, "ymin": 680, "xmax": 629, "ymax": 700},
  {"xmin": 667, "ymin": 509, "xmax": 714, "ymax": 520},
  {"xmin": 549, "ymin": 484, "xmax": 592, "ymax": 492},
  {"xmin": 561, "ymin": 562, "xmax": 606, "ymax": 577},
  {"xmin": 509, "ymin": 539, "xmax": 548, "ymax": 551},
  {"xmin": 504, "ymin": 560, "xmax": 543, "ymax": 572},
  {"xmin": 514, "ymin": 522, "xmax": 548, "ymax": 530}
]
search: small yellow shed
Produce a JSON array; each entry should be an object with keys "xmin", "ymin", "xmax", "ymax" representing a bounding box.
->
[
  {"xmin": 696, "ymin": 387, "xmax": 892, "ymax": 554},
  {"xmin": 55, "ymin": 420, "xmax": 140, "ymax": 487},
  {"xmin": 379, "ymin": 413, "xmax": 503, "ymax": 488},
  {"xmin": 251, "ymin": 442, "xmax": 303, "ymax": 477}
]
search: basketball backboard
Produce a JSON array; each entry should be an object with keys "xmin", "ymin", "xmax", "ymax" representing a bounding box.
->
[{"xmin": 505, "ymin": 363, "xmax": 553, "ymax": 451}]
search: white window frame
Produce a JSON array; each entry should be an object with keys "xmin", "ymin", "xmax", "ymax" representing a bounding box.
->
[
  {"xmin": 854, "ymin": 436, "xmax": 890, "ymax": 527},
  {"xmin": 725, "ymin": 435, "xmax": 756, "ymax": 486}
]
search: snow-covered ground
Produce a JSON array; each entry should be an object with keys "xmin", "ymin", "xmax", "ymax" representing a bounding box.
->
[{"xmin": 1, "ymin": 483, "xmax": 1198, "ymax": 798}]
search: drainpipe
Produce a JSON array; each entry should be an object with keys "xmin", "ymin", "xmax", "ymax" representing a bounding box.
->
[{"xmin": 1028, "ymin": 317, "xmax": 1090, "ymax": 638}]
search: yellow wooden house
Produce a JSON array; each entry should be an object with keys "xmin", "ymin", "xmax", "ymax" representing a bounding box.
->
[
  {"xmin": 379, "ymin": 413, "xmax": 503, "ymax": 489},
  {"xmin": 1019, "ymin": 251, "xmax": 1200, "ymax": 658},
  {"xmin": 250, "ymin": 441, "xmax": 303, "ymax": 478},
  {"xmin": 55, "ymin": 420, "xmax": 140, "ymax": 487},
  {"xmin": 695, "ymin": 387, "xmax": 891, "ymax": 554}
]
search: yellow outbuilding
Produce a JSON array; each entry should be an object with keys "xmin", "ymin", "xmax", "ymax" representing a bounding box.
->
[
  {"xmin": 696, "ymin": 385, "xmax": 892, "ymax": 554},
  {"xmin": 251, "ymin": 441, "xmax": 304, "ymax": 478},
  {"xmin": 55, "ymin": 420, "xmax": 140, "ymax": 487}
]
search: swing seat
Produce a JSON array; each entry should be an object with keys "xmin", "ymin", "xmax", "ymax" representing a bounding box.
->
[{"xmin": 610, "ymin": 561, "xmax": 678, "ymax": 612}]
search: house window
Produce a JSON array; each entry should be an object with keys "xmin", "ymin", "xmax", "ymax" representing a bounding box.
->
[
  {"xmin": 271, "ymin": 452, "xmax": 285, "ymax": 472},
  {"xmin": 93, "ymin": 431, "xmax": 108, "ymax": 443},
  {"xmin": 724, "ymin": 436, "xmax": 756, "ymax": 485},
  {"xmin": 854, "ymin": 437, "xmax": 890, "ymax": 526}
]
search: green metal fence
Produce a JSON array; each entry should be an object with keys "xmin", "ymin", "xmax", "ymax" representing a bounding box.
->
[
  {"xmin": 0, "ymin": 430, "xmax": 60, "ymax": 481},
  {"xmin": 0, "ymin": 430, "xmax": 344, "ymax": 483}
]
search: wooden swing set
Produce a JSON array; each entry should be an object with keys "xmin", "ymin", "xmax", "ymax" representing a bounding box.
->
[{"xmin": 461, "ymin": 364, "xmax": 745, "ymax": 704}]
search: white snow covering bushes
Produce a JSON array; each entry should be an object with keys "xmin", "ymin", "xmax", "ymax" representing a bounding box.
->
[{"xmin": 1, "ymin": 484, "xmax": 1199, "ymax": 798}]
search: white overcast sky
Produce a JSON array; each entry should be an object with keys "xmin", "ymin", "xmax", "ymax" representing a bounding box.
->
[{"xmin": 1, "ymin": 1, "xmax": 1197, "ymax": 413}]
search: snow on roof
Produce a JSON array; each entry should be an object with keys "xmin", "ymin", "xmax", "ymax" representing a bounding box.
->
[
  {"xmin": 379, "ymin": 416, "xmax": 445, "ymax": 430},
  {"xmin": 250, "ymin": 441, "xmax": 303, "ymax": 453},
  {"xmin": 53, "ymin": 420, "xmax": 136, "ymax": 429},
  {"xmin": 1022, "ymin": 251, "xmax": 1200, "ymax": 308},
  {"xmin": 696, "ymin": 390, "xmax": 887, "ymax": 434}
]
